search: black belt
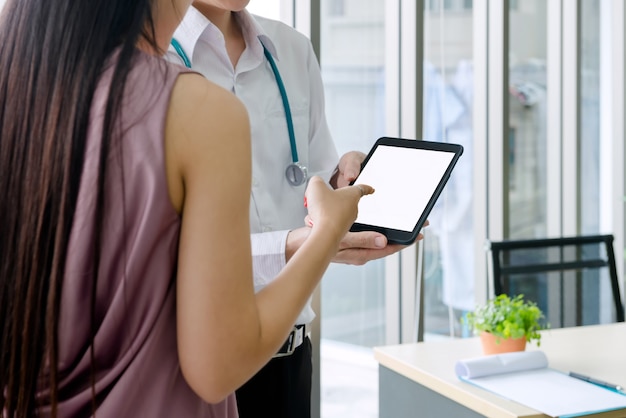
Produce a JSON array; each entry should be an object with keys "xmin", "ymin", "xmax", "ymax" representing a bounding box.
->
[{"xmin": 273, "ymin": 324, "xmax": 307, "ymax": 358}]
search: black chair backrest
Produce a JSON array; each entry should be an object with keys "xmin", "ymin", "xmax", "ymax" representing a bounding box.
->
[{"xmin": 487, "ymin": 234, "xmax": 625, "ymax": 328}]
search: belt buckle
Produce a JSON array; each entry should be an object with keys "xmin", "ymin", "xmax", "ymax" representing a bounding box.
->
[{"xmin": 273, "ymin": 325, "xmax": 304, "ymax": 358}]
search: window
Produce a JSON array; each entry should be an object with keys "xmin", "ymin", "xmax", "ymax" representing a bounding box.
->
[
  {"xmin": 422, "ymin": 0, "xmax": 475, "ymax": 339},
  {"xmin": 319, "ymin": 1, "xmax": 387, "ymax": 416}
]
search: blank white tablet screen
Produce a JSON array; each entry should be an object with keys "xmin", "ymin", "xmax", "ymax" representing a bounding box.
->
[{"xmin": 354, "ymin": 144, "xmax": 455, "ymax": 232}]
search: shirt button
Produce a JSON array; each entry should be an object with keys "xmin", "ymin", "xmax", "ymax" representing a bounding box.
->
[
  {"xmin": 252, "ymin": 177, "xmax": 259, "ymax": 187},
  {"xmin": 262, "ymin": 226, "xmax": 273, "ymax": 232}
]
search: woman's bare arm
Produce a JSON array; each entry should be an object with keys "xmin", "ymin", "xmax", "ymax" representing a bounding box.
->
[{"xmin": 165, "ymin": 73, "xmax": 369, "ymax": 403}]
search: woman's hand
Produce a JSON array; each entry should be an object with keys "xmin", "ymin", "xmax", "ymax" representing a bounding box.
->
[{"xmin": 303, "ymin": 176, "xmax": 373, "ymax": 242}]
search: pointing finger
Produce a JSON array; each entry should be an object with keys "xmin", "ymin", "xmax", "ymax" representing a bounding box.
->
[{"xmin": 353, "ymin": 184, "xmax": 374, "ymax": 197}]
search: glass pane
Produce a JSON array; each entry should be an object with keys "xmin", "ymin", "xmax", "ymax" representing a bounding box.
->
[
  {"xmin": 319, "ymin": 0, "xmax": 386, "ymax": 416},
  {"xmin": 580, "ymin": 0, "xmax": 616, "ymax": 323},
  {"xmin": 508, "ymin": 0, "xmax": 548, "ymax": 241},
  {"xmin": 422, "ymin": 0, "xmax": 475, "ymax": 339},
  {"xmin": 319, "ymin": 2, "xmax": 387, "ymax": 345},
  {"xmin": 580, "ymin": 0, "xmax": 600, "ymax": 235}
]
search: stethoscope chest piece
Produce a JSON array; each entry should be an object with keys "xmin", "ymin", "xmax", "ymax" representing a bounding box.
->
[{"xmin": 285, "ymin": 162, "xmax": 307, "ymax": 186}]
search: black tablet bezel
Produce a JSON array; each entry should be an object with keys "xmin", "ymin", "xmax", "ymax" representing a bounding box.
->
[{"xmin": 349, "ymin": 137, "xmax": 464, "ymax": 245}]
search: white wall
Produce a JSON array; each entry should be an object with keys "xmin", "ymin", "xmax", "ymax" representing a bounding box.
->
[{"xmin": 246, "ymin": 1, "xmax": 281, "ymax": 20}]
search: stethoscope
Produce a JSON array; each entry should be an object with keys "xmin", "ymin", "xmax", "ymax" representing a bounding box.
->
[{"xmin": 170, "ymin": 37, "xmax": 308, "ymax": 187}]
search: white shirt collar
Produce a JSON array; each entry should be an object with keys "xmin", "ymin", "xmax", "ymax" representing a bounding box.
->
[{"xmin": 173, "ymin": 8, "xmax": 280, "ymax": 67}]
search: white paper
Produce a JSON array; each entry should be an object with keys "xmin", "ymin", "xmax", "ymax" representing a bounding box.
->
[
  {"xmin": 455, "ymin": 350, "xmax": 548, "ymax": 379},
  {"xmin": 455, "ymin": 351, "xmax": 626, "ymax": 417}
]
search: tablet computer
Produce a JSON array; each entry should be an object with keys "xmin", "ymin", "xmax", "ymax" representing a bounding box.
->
[{"xmin": 349, "ymin": 137, "xmax": 463, "ymax": 245}]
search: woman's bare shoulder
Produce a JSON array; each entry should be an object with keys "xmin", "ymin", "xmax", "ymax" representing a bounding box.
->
[
  {"xmin": 170, "ymin": 73, "xmax": 248, "ymax": 127},
  {"xmin": 167, "ymin": 72, "xmax": 249, "ymax": 155},
  {"xmin": 164, "ymin": 72, "xmax": 251, "ymax": 212}
]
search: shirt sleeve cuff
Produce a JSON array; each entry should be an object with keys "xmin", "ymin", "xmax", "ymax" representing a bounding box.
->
[{"xmin": 250, "ymin": 230, "xmax": 289, "ymax": 291}]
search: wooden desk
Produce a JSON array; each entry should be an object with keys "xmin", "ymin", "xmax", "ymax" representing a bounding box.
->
[{"xmin": 374, "ymin": 323, "xmax": 626, "ymax": 418}]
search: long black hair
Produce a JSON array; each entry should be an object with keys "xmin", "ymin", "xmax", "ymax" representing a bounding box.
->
[{"xmin": 0, "ymin": 0, "xmax": 161, "ymax": 415}]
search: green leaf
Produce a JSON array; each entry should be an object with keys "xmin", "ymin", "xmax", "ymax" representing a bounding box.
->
[{"xmin": 462, "ymin": 294, "xmax": 548, "ymax": 346}]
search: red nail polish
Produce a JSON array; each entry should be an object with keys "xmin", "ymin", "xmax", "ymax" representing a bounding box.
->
[{"xmin": 303, "ymin": 196, "xmax": 308, "ymax": 207}]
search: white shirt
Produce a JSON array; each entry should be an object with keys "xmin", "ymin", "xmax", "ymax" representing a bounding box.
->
[{"xmin": 168, "ymin": 8, "xmax": 339, "ymax": 325}]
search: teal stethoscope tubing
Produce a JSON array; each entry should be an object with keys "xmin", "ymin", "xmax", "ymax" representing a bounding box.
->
[
  {"xmin": 171, "ymin": 38, "xmax": 192, "ymax": 68},
  {"xmin": 170, "ymin": 37, "xmax": 306, "ymax": 186}
]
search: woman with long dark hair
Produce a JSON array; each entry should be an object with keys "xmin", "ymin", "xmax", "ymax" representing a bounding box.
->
[{"xmin": 0, "ymin": 0, "xmax": 370, "ymax": 416}]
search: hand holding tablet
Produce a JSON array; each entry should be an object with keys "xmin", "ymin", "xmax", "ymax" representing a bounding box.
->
[{"xmin": 350, "ymin": 137, "xmax": 464, "ymax": 245}]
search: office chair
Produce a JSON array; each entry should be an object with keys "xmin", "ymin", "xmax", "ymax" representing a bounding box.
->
[{"xmin": 486, "ymin": 234, "xmax": 625, "ymax": 328}]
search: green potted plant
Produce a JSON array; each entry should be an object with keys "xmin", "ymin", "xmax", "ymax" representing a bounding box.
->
[{"xmin": 463, "ymin": 294, "xmax": 547, "ymax": 355}]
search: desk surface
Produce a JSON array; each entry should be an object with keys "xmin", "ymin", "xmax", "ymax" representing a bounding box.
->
[{"xmin": 374, "ymin": 323, "xmax": 626, "ymax": 418}]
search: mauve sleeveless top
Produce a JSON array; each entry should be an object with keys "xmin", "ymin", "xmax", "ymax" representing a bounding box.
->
[{"xmin": 39, "ymin": 51, "xmax": 238, "ymax": 417}]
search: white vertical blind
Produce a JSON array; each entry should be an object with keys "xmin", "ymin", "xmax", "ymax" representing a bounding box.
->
[
  {"xmin": 547, "ymin": 0, "xmax": 563, "ymax": 237},
  {"xmin": 473, "ymin": 0, "xmax": 489, "ymax": 304},
  {"xmin": 606, "ymin": 0, "xmax": 625, "ymax": 285},
  {"xmin": 384, "ymin": 0, "xmax": 401, "ymax": 345},
  {"xmin": 398, "ymin": 0, "xmax": 421, "ymax": 344},
  {"xmin": 561, "ymin": 0, "xmax": 581, "ymax": 235},
  {"xmin": 487, "ymin": 0, "xmax": 507, "ymax": 243}
]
